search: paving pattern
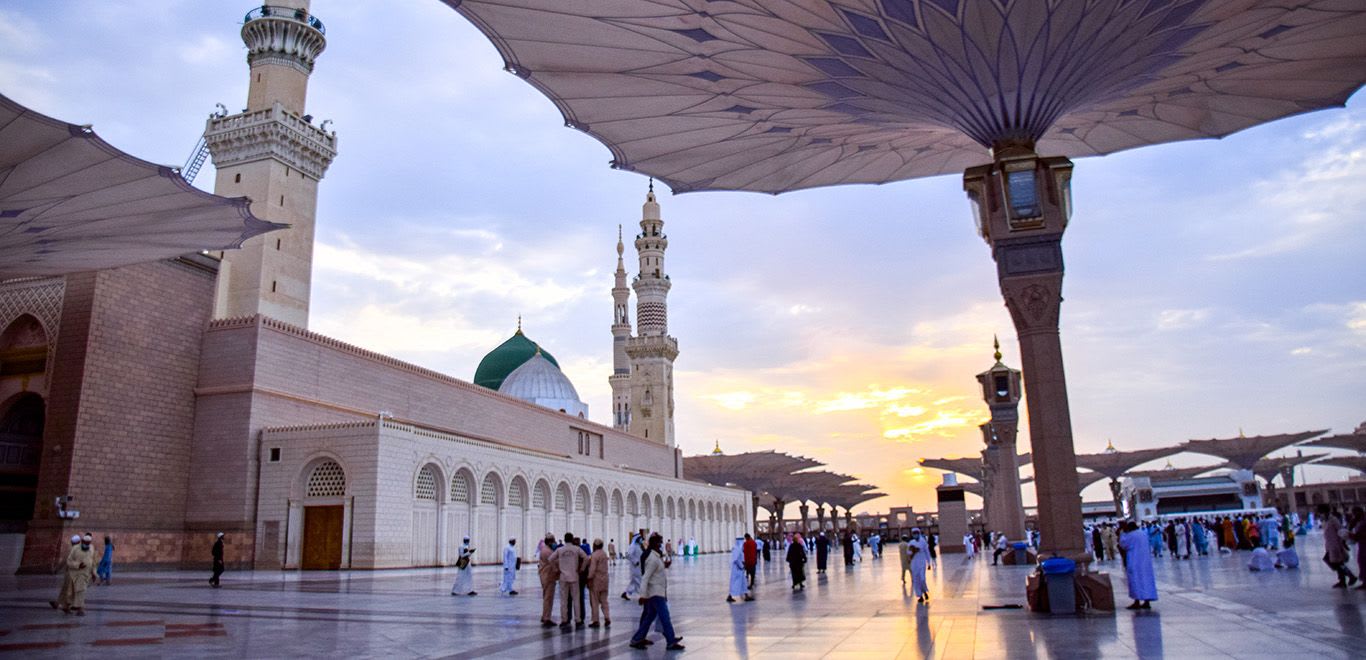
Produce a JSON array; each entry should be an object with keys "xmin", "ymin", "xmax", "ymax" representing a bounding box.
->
[{"xmin": 0, "ymin": 534, "xmax": 1361, "ymax": 658}]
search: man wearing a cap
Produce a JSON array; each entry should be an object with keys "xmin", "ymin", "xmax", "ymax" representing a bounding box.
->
[{"xmin": 49, "ymin": 534, "xmax": 96, "ymax": 615}]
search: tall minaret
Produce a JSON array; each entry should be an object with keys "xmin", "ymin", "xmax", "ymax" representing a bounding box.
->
[
  {"xmin": 609, "ymin": 226, "xmax": 633, "ymax": 431},
  {"xmin": 205, "ymin": 1, "xmax": 338, "ymax": 328},
  {"xmin": 625, "ymin": 181, "xmax": 679, "ymax": 446}
]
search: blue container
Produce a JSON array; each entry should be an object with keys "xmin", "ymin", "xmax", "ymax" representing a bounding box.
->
[{"xmin": 1040, "ymin": 557, "xmax": 1076, "ymax": 575}]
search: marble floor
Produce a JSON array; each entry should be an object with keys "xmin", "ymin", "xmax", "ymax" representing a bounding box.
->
[{"xmin": 0, "ymin": 534, "xmax": 1362, "ymax": 659}]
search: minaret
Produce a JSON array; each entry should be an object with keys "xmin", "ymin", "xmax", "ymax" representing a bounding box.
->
[
  {"xmin": 609, "ymin": 226, "xmax": 633, "ymax": 431},
  {"xmin": 624, "ymin": 180, "xmax": 679, "ymax": 446},
  {"xmin": 976, "ymin": 336, "xmax": 1026, "ymax": 540},
  {"xmin": 205, "ymin": 1, "xmax": 338, "ymax": 328}
]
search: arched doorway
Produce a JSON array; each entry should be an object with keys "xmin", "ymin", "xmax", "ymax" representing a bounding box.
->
[
  {"xmin": 412, "ymin": 463, "xmax": 444, "ymax": 567},
  {"xmin": 0, "ymin": 314, "xmax": 49, "ymax": 554},
  {"xmin": 300, "ymin": 459, "xmax": 347, "ymax": 570}
]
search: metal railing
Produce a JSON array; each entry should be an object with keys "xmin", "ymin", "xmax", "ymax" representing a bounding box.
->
[{"xmin": 244, "ymin": 5, "xmax": 325, "ymax": 34}]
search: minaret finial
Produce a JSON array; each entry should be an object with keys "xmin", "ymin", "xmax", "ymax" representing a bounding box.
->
[
  {"xmin": 516, "ymin": 315, "xmax": 522, "ymax": 334},
  {"xmin": 712, "ymin": 440, "xmax": 722, "ymax": 455},
  {"xmin": 1105, "ymin": 438, "xmax": 1116, "ymax": 453},
  {"xmin": 648, "ymin": 177, "xmax": 654, "ymax": 193},
  {"xmin": 992, "ymin": 335, "xmax": 1002, "ymax": 362},
  {"xmin": 617, "ymin": 224, "xmax": 624, "ymax": 256}
]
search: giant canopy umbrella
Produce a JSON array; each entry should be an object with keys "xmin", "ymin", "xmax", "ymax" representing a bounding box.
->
[
  {"xmin": 1181, "ymin": 429, "xmax": 1327, "ymax": 471},
  {"xmin": 683, "ymin": 450, "xmax": 824, "ymax": 527},
  {"xmin": 1076, "ymin": 443, "xmax": 1184, "ymax": 522},
  {"xmin": 1315, "ymin": 455, "xmax": 1366, "ymax": 476},
  {"xmin": 1302, "ymin": 431, "xmax": 1366, "ymax": 454},
  {"xmin": 1240, "ymin": 453, "xmax": 1328, "ymax": 486},
  {"xmin": 0, "ymin": 94, "xmax": 284, "ymax": 278},
  {"xmin": 1124, "ymin": 462, "xmax": 1224, "ymax": 482},
  {"xmin": 963, "ymin": 475, "xmax": 1033, "ymax": 498},
  {"xmin": 449, "ymin": 0, "xmax": 1366, "ymax": 563}
]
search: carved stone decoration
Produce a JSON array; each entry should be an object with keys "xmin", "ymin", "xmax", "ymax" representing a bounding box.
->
[
  {"xmin": 204, "ymin": 102, "xmax": 338, "ymax": 180},
  {"xmin": 242, "ymin": 13, "xmax": 326, "ymax": 74},
  {"xmin": 0, "ymin": 276, "xmax": 65, "ymax": 388},
  {"xmin": 1002, "ymin": 277, "xmax": 1062, "ymax": 333}
]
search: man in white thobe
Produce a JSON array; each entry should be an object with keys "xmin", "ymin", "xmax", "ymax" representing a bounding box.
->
[
  {"xmin": 908, "ymin": 529, "xmax": 931, "ymax": 602},
  {"xmin": 622, "ymin": 534, "xmax": 644, "ymax": 599},
  {"xmin": 726, "ymin": 537, "xmax": 752, "ymax": 602},
  {"xmin": 500, "ymin": 538, "xmax": 519, "ymax": 595},
  {"xmin": 852, "ymin": 534, "xmax": 862, "ymax": 563},
  {"xmin": 452, "ymin": 538, "xmax": 476, "ymax": 596}
]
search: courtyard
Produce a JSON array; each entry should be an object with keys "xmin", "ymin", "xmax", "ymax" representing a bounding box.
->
[{"xmin": 0, "ymin": 534, "xmax": 1361, "ymax": 659}]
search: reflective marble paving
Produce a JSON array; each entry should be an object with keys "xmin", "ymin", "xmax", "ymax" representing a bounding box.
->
[{"xmin": 0, "ymin": 534, "xmax": 1361, "ymax": 658}]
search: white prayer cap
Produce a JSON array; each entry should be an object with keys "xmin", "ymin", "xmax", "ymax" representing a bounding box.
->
[
  {"xmin": 216, "ymin": 532, "xmax": 225, "ymax": 538},
  {"xmin": 70, "ymin": 535, "xmax": 81, "ymax": 544}
]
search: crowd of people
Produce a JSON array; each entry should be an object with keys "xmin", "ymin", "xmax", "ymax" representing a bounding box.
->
[{"xmin": 42, "ymin": 502, "xmax": 1366, "ymax": 640}]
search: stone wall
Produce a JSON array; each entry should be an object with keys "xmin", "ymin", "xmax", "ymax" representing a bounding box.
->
[{"xmin": 20, "ymin": 258, "xmax": 217, "ymax": 572}]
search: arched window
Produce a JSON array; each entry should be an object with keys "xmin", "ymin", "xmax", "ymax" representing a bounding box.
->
[
  {"xmin": 627, "ymin": 492, "xmax": 638, "ymax": 515},
  {"xmin": 594, "ymin": 488, "xmax": 607, "ymax": 513},
  {"xmin": 576, "ymin": 485, "xmax": 591, "ymax": 513},
  {"xmin": 450, "ymin": 471, "xmax": 472, "ymax": 504},
  {"xmin": 509, "ymin": 477, "xmax": 528, "ymax": 509},
  {"xmin": 611, "ymin": 490, "xmax": 623, "ymax": 515},
  {"xmin": 415, "ymin": 464, "xmax": 439, "ymax": 501},
  {"xmin": 556, "ymin": 483, "xmax": 572, "ymax": 511},
  {"xmin": 534, "ymin": 480, "xmax": 551, "ymax": 510},
  {"xmin": 666, "ymin": 497, "xmax": 675, "ymax": 518},
  {"xmin": 305, "ymin": 460, "xmax": 345, "ymax": 498},
  {"xmin": 642, "ymin": 494, "xmax": 652, "ymax": 517},
  {"xmin": 480, "ymin": 474, "xmax": 501, "ymax": 506}
]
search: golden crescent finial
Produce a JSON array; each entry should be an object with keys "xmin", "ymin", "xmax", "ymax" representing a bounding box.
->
[{"xmin": 993, "ymin": 335, "xmax": 1002, "ymax": 362}]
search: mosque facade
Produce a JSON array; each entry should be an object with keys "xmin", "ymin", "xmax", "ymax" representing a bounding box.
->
[{"xmin": 0, "ymin": 1, "xmax": 747, "ymax": 573}]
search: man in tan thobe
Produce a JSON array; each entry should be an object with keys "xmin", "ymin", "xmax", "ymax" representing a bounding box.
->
[
  {"xmin": 50, "ymin": 534, "xmax": 96, "ymax": 615},
  {"xmin": 538, "ymin": 533, "xmax": 559, "ymax": 627},
  {"xmin": 550, "ymin": 533, "xmax": 588, "ymax": 631},
  {"xmin": 587, "ymin": 538, "xmax": 611, "ymax": 627}
]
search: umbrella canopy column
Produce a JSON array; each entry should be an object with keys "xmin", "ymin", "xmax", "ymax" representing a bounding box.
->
[{"xmin": 964, "ymin": 147, "xmax": 1083, "ymax": 561}]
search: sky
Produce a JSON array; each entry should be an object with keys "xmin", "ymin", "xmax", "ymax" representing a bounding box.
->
[{"xmin": 3, "ymin": 1, "xmax": 1363, "ymax": 514}]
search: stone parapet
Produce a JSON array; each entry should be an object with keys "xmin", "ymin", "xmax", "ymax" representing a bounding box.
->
[{"xmin": 204, "ymin": 102, "xmax": 337, "ymax": 180}]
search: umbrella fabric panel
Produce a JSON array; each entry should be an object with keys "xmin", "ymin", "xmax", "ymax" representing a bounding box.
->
[
  {"xmin": 450, "ymin": 0, "xmax": 1366, "ymax": 193},
  {"xmin": 0, "ymin": 94, "xmax": 284, "ymax": 279}
]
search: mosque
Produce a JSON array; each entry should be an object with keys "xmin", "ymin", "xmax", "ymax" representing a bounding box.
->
[{"xmin": 0, "ymin": 3, "xmax": 748, "ymax": 573}]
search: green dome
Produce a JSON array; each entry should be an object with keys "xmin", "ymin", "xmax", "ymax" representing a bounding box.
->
[{"xmin": 473, "ymin": 330, "xmax": 559, "ymax": 391}]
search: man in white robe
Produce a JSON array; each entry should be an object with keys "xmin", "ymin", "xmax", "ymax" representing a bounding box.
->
[
  {"xmin": 452, "ymin": 538, "xmax": 476, "ymax": 596},
  {"xmin": 1117, "ymin": 522, "xmax": 1157, "ymax": 609},
  {"xmin": 622, "ymin": 534, "xmax": 644, "ymax": 600},
  {"xmin": 500, "ymin": 538, "xmax": 519, "ymax": 595},
  {"xmin": 852, "ymin": 535, "xmax": 862, "ymax": 563},
  {"xmin": 908, "ymin": 529, "xmax": 931, "ymax": 603},
  {"xmin": 726, "ymin": 537, "xmax": 752, "ymax": 602},
  {"xmin": 963, "ymin": 533, "xmax": 976, "ymax": 559},
  {"xmin": 1248, "ymin": 546, "xmax": 1275, "ymax": 571},
  {"xmin": 1176, "ymin": 521, "xmax": 1190, "ymax": 559}
]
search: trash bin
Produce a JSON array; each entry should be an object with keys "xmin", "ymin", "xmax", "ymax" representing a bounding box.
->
[
  {"xmin": 1040, "ymin": 557, "xmax": 1077, "ymax": 614},
  {"xmin": 1012, "ymin": 541, "xmax": 1029, "ymax": 564}
]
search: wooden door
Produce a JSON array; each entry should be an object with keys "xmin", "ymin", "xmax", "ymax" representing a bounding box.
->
[{"xmin": 302, "ymin": 505, "xmax": 344, "ymax": 570}]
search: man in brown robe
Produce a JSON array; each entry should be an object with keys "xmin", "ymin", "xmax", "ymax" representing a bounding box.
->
[
  {"xmin": 538, "ymin": 533, "xmax": 559, "ymax": 627},
  {"xmin": 550, "ymin": 533, "xmax": 588, "ymax": 630},
  {"xmin": 587, "ymin": 538, "xmax": 611, "ymax": 627},
  {"xmin": 49, "ymin": 534, "xmax": 96, "ymax": 615}
]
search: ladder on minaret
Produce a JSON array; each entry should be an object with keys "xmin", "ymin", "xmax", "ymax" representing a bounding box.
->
[{"xmin": 181, "ymin": 136, "xmax": 209, "ymax": 184}]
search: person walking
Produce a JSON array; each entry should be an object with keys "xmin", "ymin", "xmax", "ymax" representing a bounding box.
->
[
  {"xmin": 500, "ymin": 538, "xmax": 519, "ymax": 596},
  {"xmin": 623, "ymin": 533, "xmax": 644, "ymax": 599},
  {"xmin": 608, "ymin": 539, "xmax": 618, "ymax": 565},
  {"xmin": 815, "ymin": 532, "xmax": 829, "ymax": 574},
  {"xmin": 551, "ymin": 533, "xmax": 588, "ymax": 630},
  {"xmin": 899, "ymin": 535, "xmax": 912, "ymax": 582},
  {"xmin": 908, "ymin": 529, "xmax": 931, "ymax": 603},
  {"xmin": 727, "ymin": 536, "xmax": 752, "ymax": 602},
  {"xmin": 742, "ymin": 533, "xmax": 758, "ymax": 589},
  {"xmin": 629, "ymin": 534, "xmax": 683, "ymax": 651},
  {"xmin": 587, "ymin": 539, "xmax": 611, "ymax": 627},
  {"xmin": 452, "ymin": 538, "xmax": 477, "ymax": 596},
  {"xmin": 1118, "ymin": 522, "xmax": 1157, "ymax": 610},
  {"xmin": 1321, "ymin": 504, "xmax": 1358, "ymax": 588},
  {"xmin": 209, "ymin": 532, "xmax": 225, "ymax": 588},
  {"xmin": 786, "ymin": 533, "xmax": 808, "ymax": 590},
  {"xmin": 49, "ymin": 535, "xmax": 95, "ymax": 614},
  {"xmin": 1351, "ymin": 506, "xmax": 1366, "ymax": 590},
  {"xmin": 841, "ymin": 532, "xmax": 854, "ymax": 566},
  {"xmin": 538, "ymin": 534, "xmax": 560, "ymax": 628},
  {"xmin": 96, "ymin": 535, "xmax": 114, "ymax": 586},
  {"xmin": 992, "ymin": 533, "xmax": 1007, "ymax": 565}
]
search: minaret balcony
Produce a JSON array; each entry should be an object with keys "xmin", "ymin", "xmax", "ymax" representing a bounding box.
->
[
  {"xmin": 205, "ymin": 101, "xmax": 338, "ymax": 179},
  {"xmin": 245, "ymin": 5, "xmax": 326, "ymax": 34},
  {"xmin": 242, "ymin": 5, "xmax": 327, "ymax": 73}
]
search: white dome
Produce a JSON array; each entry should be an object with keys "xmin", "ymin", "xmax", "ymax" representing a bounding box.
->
[{"xmin": 498, "ymin": 353, "xmax": 588, "ymax": 418}]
